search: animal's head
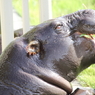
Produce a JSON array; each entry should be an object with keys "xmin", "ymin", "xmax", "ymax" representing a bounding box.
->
[
  {"xmin": 22, "ymin": 9, "xmax": 95, "ymax": 81},
  {"xmin": 0, "ymin": 9, "xmax": 95, "ymax": 95}
]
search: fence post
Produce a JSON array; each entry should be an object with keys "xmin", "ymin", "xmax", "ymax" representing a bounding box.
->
[
  {"xmin": 0, "ymin": 0, "xmax": 14, "ymax": 51},
  {"xmin": 39, "ymin": 0, "xmax": 52, "ymax": 23},
  {"xmin": 22, "ymin": 0, "xmax": 30, "ymax": 34}
]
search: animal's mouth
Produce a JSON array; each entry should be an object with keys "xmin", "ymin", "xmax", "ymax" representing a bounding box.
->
[
  {"xmin": 80, "ymin": 33, "xmax": 95, "ymax": 44},
  {"xmin": 80, "ymin": 33, "xmax": 95, "ymax": 39},
  {"xmin": 74, "ymin": 32, "xmax": 95, "ymax": 44}
]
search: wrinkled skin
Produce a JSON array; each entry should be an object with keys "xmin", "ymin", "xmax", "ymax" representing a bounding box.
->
[
  {"xmin": 0, "ymin": 9, "xmax": 95, "ymax": 95},
  {"xmin": 77, "ymin": 18, "xmax": 95, "ymax": 34}
]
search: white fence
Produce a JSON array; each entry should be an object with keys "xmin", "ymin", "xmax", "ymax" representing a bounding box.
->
[{"xmin": 0, "ymin": 0, "xmax": 52, "ymax": 51}]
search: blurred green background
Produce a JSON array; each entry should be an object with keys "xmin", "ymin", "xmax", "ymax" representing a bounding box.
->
[
  {"xmin": 13, "ymin": 0, "xmax": 95, "ymax": 25},
  {"xmin": 12, "ymin": 0, "xmax": 95, "ymax": 88}
]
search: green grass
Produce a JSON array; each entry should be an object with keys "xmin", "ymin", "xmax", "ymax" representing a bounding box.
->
[
  {"xmin": 12, "ymin": 0, "xmax": 95, "ymax": 88},
  {"xmin": 13, "ymin": 0, "xmax": 95, "ymax": 25},
  {"xmin": 77, "ymin": 64, "xmax": 95, "ymax": 88}
]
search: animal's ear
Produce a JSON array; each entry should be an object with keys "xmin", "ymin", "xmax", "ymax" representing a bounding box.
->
[
  {"xmin": 26, "ymin": 40, "xmax": 45, "ymax": 59},
  {"xmin": 26, "ymin": 40, "xmax": 40, "ymax": 56}
]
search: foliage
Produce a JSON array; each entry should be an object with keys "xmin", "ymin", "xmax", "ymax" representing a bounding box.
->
[
  {"xmin": 78, "ymin": 64, "xmax": 95, "ymax": 88},
  {"xmin": 13, "ymin": 0, "xmax": 95, "ymax": 25}
]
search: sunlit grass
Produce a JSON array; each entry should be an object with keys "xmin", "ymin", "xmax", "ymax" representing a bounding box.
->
[
  {"xmin": 12, "ymin": 0, "xmax": 95, "ymax": 88},
  {"xmin": 12, "ymin": 0, "xmax": 95, "ymax": 25},
  {"xmin": 77, "ymin": 64, "xmax": 95, "ymax": 88}
]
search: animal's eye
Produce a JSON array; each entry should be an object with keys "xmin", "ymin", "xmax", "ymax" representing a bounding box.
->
[{"xmin": 54, "ymin": 24, "xmax": 63, "ymax": 30}]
